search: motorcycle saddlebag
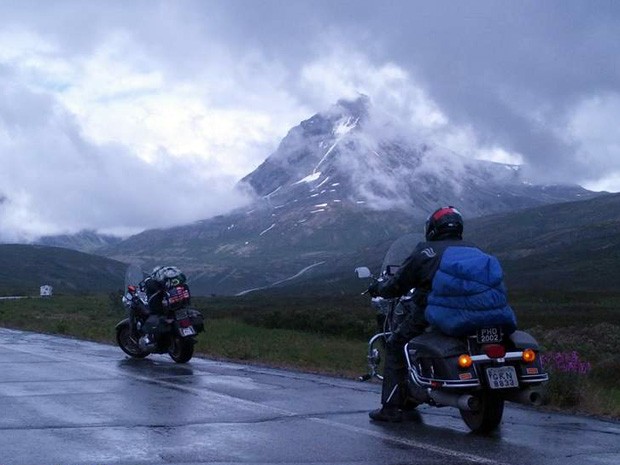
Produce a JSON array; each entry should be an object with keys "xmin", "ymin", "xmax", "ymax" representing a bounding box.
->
[
  {"xmin": 408, "ymin": 330, "xmax": 467, "ymax": 358},
  {"xmin": 508, "ymin": 330, "xmax": 541, "ymax": 350},
  {"xmin": 407, "ymin": 331, "xmax": 470, "ymax": 381},
  {"xmin": 187, "ymin": 308, "xmax": 205, "ymax": 333}
]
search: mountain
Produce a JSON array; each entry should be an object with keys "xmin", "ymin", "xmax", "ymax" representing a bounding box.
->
[
  {"xmin": 262, "ymin": 191, "xmax": 620, "ymax": 296},
  {"xmin": 36, "ymin": 230, "xmax": 123, "ymax": 254},
  {"xmin": 241, "ymin": 96, "xmax": 594, "ymax": 220},
  {"xmin": 0, "ymin": 244, "xmax": 127, "ymax": 295},
  {"xmin": 101, "ymin": 96, "xmax": 599, "ymax": 295},
  {"xmin": 466, "ymin": 192, "xmax": 620, "ymax": 290}
]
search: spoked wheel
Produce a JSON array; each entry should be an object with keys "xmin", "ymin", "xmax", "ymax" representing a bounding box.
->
[
  {"xmin": 116, "ymin": 325, "xmax": 148, "ymax": 359},
  {"xmin": 460, "ymin": 392, "xmax": 504, "ymax": 433},
  {"xmin": 168, "ymin": 337, "xmax": 194, "ymax": 364}
]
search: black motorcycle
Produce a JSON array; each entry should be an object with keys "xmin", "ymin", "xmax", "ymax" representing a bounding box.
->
[
  {"xmin": 356, "ymin": 233, "xmax": 549, "ymax": 433},
  {"xmin": 115, "ymin": 265, "xmax": 205, "ymax": 364}
]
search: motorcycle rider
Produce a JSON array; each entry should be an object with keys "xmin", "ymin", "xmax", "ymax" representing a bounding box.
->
[
  {"xmin": 366, "ymin": 206, "xmax": 514, "ymax": 422},
  {"xmin": 138, "ymin": 265, "xmax": 187, "ymax": 347}
]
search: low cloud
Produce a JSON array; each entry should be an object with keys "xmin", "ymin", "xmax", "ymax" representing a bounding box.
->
[
  {"xmin": 1, "ymin": 1, "xmax": 619, "ymax": 240},
  {"xmin": 0, "ymin": 75, "xmax": 253, "ymax": 242}
]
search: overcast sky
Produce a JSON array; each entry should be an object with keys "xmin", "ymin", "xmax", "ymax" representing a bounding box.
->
[{"xmin": 1, "ymin": 0, "xmax": 618, "ymax": 241}]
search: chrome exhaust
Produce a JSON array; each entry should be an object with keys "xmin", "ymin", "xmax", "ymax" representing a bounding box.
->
[
  {"xmin": 505, "ymin": 387, "xmax": 545, "ymax": 406},
  {"xmin": 428, "ymin": 390, "xmax": 480, "ymax": 411}
]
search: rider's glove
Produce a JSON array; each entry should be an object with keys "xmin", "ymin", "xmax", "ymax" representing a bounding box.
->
[{"xmin": 367, "ymin": 281, "xmax": 381, "ymax": 298}]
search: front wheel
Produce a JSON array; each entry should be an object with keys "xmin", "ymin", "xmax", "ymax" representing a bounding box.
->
[
  {"xmin": 459, "ymin": 392, "xmax": 504, "ymax": 433},
  {"xmin": 168, "ymin": 337, "xmax": 194, "ymax": 363},
  {"xmin": 116, "ymin": 324, "xmax": 148, "ymax": 359}
]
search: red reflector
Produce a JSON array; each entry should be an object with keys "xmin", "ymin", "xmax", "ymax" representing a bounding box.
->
[
  {"xmin": 526, "ymin": 367, "xmax": 539, "ymax": 375},
  {"xmin": 483, "ymin": 344, "xmax": 506, "ymax": 358},
  {"xmin": 179, "ymin": 319, "xmax": 192, "ymax": 328}
]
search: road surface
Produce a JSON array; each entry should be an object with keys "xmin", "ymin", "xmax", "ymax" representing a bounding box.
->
[{"xmin": 0, "ymin": 328, "xmax": 618, "ymax": 465}]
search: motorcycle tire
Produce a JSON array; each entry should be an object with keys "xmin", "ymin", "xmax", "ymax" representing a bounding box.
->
[
  {"xmin": 116, "ymin": 325, "xmax": 148, "ymax": 359},
  {"xmin": 168, "ymin": 337, "xmax": 194, "ymax": 363},
  {"xmin": 459, "ymin": 392, "xmax": 504, "ymax": 433}
]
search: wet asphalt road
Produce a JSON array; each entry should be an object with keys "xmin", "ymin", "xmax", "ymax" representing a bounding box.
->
[{"xmin": 0, "ymin": 328, "xmax": 618, "ymax": 465}]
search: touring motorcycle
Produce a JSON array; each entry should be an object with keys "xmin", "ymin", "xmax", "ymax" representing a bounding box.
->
[
  {"xmin": 115, "ymin": 265, "xmax": 205, "ymax": 363},
  {"xmin": 356, "ymin": 233, "xmax": 548, "ymax": 433}
]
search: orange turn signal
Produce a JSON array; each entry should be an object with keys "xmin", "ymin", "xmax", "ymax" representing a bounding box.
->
[
  {"xmin": 522, "ymin": 348, "xmax": 536, "ymax": 363},
  {"xmin": 458, "ymin": 354, "xmax": 473, "ymax": 368}
]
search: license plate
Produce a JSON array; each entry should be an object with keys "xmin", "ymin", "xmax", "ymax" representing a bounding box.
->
[
  {"xmin": 180, "ymin": 326, "xmax": 196, "ymax": 336},
  {"xmin": 486, "ymin": 366, "xmax": 519, "ymax": 389},
  {"xmin": 476, "ymin": 327, "xmax": 502, "ymax": 343}
]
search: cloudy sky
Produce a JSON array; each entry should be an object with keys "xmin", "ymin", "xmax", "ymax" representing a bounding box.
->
[{"xmin": 1, "ymin": 0, "xmax": 618, "ymax": 241}]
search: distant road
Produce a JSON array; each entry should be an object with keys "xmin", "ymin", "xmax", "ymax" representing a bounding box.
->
[{"xmin": 0, "ymin": 328, "xmax": 619, "ymax": 465}]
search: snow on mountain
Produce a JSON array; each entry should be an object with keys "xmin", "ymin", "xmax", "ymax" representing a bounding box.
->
[
  {"xmin": 102, "ymin": 95, "xmax": 598, "ymax": 295},
  {"xmin": 240, "ymin": 95, "xmax": 592, "ymax": 222}
]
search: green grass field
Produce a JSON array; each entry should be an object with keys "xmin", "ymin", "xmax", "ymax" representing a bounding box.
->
[{"xmin": 0, "ymin": 290, "xmax": 618, "ymax": 418}]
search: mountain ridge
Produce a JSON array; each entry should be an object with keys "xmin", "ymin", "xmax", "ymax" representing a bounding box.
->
[{"xmin": 96, "ymin": 96, "xmax": 600, "ymax": 295}]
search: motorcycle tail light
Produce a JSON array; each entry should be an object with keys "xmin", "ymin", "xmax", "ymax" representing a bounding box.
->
[
  {"xmin": 483, "ymin": 344, "xmax": 506, "ymax": 359},
  {"xmin": 522, "ymin": 348, "xmax": 536, "ymax": 363},
  {"xmin": 458, "ymin": 354, "xmax": 473, "ymax": 368},
  {"xmin": 179, "ymin": 319, "xmax": 192, "ymax": 328}
]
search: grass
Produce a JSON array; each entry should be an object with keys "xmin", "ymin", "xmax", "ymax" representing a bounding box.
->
[
  {"xmin": 197, "ymin": 319, "xmax": 367, "ymax": 377},
  {"xmin": 0, "ymin": 293, "xmax": 370, "ymax": 379},
  {"xmin": 0, "ymin": 290, "xmax": 618, "ymax": 418}
]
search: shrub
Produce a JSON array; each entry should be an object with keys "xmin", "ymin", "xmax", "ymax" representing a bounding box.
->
[{"xmin": 540, "ymin": 351, "xmax": 591, "ymax": 407}]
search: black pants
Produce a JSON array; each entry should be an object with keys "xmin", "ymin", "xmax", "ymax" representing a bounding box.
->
[{"xmin": 381, "ymin": 300, "xmax": 427, "ymax": 407}]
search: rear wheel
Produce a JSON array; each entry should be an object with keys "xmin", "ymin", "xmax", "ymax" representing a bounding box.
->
[
  {"xmin": 168, "ymin": 337, "xmax": 194, "ymax": 363},
  {"xmin": 459, "ymin": 392, "xmax": 504, "ymax": 433},
  {"xmin": 116, "ymin": 325, "xmax": 148, "ymax": 359}
]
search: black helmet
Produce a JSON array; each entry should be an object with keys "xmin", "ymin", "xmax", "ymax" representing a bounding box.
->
[{"xmin": 425, "ymin": 206, "xmax": 463, "ymax": 241}]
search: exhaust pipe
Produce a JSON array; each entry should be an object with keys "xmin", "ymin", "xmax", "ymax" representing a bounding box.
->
[
  {"xmin": 428, "ymin": 390, "xmax": 480, "ymax": 411},
  {"xmin": 505, "ymin": 387, "xmax": 545, "ymax": 406}
]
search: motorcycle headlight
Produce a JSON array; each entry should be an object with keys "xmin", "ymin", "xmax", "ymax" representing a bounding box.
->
[{"xmin": 122, "ymin": 294, "xmax": 133, "ymax": 308}]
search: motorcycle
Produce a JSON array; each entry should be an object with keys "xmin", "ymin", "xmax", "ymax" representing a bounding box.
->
[
  {"xmin": 355, "ymin": 233, "xmax": 549, "ymax": 433},
  {"xmin": 115, "ymin": 265, "xmax": 205, "ymax": 364}
]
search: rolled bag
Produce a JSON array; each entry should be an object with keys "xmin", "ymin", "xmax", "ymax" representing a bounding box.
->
[{"xmin": 424, "ymin": 246, "xmax": 517, "ymax": 337}]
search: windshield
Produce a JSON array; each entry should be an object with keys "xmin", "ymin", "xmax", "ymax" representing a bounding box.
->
[
  {"xmin": 381, "ymin": 232, "xmax": 423, "ymax": 274},
  {"xmin": 124, "ymin": 264, "xmax": 146, "ymax": 289}
]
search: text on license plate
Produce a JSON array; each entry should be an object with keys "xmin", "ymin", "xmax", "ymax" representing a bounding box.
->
[
  {"xmin": 486, "ymin": 366, "xmax": 518, "ymax": 389},
  {"xmin": 180, "ymin": 326, "xmax": 196, "ymax": 336},
  {"xmin": 477, "ymin": 327, "xmax": 502, "ymax": 343}
]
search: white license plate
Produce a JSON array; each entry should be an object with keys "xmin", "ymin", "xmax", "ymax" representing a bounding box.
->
[
  {"xmin": 486, "ymin": 366, "xmax": 519, "ymax": 389},
  {"xmin": 180, "ymin": 326, "xmax": 196, "ymax": 336}
]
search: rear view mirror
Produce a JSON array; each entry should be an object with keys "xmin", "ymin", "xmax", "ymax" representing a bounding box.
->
[{"xmin": 355, "ymin": 267, "xmax": 372, "ymax": 279}]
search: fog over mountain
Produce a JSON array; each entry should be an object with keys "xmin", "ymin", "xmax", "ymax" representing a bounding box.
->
[
  {"xmin": 241, "ymin": 96, "xmax": 594, "ymax": 219},
  {"xmin": 98, "ymin": 97, "xmax": 598, "ymax": 295}
]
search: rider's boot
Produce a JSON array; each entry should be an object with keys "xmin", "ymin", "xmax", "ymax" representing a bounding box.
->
[{"xmin": 369, "ymin": 405, "xmax": 403, "ymax": 422}]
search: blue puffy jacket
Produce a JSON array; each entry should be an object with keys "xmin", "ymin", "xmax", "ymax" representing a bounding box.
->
[{"xmin": 424, "ymin": 246, "xmax": 517, "ymax": 337}]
